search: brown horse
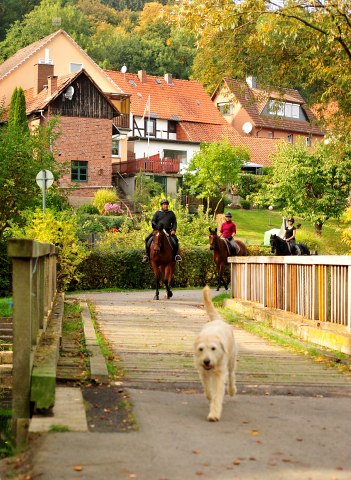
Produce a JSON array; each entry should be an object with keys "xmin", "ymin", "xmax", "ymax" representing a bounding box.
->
[
  {"xmin": 209, "ymin": 228, "xmax": 248, "ymax": 291},
  {"xmin": 150, "ymin": 222, "xmax": 177, "ymax": 300}
]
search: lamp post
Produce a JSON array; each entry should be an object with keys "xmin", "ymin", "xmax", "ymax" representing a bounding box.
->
[{"xmin": 268, "ymin": 205, "xmax": 273, "ymax": 226}]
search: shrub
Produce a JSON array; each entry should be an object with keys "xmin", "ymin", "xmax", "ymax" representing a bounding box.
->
[
  {"xmin": 93, "ymin": 189, "xmax": 118, "ymax": 215},
  {"xmin": 77, "ymin": 203, "xmax": 100, "ymax": 215},
  {"xmin": 240, "ymin": 199, "xmax": 251, "ymax": 210},
  {"xmin": 69, "ymin": 244, "xmax": 275, "ymax": 291},
  {"xmin": 10, "ymin": 209, "xmax": 90, "ymax": 290},
  {"xmin": 76, "ymin": 214, "xmax": 133, "ymax": 239}
]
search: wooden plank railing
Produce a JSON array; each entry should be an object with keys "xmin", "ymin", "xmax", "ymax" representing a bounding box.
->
[
  {"xmin": 7, "ymin": 239, "xmax": 58, "ymax": 445},
  {"xmin": 228, "ymin": 256, "xmax": 351, "ymax": 330},
  {"xmin": 115, "ymin": 153, "xmax": 180, "ymax": 174}
]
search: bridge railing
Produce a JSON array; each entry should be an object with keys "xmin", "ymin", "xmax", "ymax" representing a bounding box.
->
[
  {"xmin": 7, "ymin": 239, "xmax": 57, "ymax": 445},
  {"xmin": 228, "ymin": 256, "xmax": 351, "ymax": 330}
]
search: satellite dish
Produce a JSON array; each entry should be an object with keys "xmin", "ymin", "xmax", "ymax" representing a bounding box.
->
[
  {"xmin": 121, "ymin": 65, "xmax": 127, "ymax": 74},
  {"xmin": 242, "ymin": 122, "xmax": 253, "ymax": 134},
  {"xmin": 64, "ymin": 86, "xmax": 74, "ymax": 100}
]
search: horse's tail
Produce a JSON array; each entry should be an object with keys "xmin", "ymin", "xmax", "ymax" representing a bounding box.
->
[{"xmin": 203, "ymin": 285, "xmax": 221, "ymax": 322}]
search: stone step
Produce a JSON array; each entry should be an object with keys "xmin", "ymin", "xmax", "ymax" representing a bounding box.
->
[
  {"xmin": 0, "ymin": 317, "xmax": 13, "ymax": 324},
  {"xmin": 0, "ymin": 351, "xmax": 13, "ymax": 364}
]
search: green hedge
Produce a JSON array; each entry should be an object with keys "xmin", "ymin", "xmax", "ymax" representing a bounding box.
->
[
  {"xmin": 69, "ymin": 244, "xmax": 271, "ymax": 291},
  {"xmin": 0, "ymin": 241, "xmax": 11, "ymax": 297}
]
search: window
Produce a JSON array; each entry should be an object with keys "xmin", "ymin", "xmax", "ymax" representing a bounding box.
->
[
  {"xmin": 69, "ymin": 62, "xmax": 83, "ymax": 73},
  {"xmin": 129, "ymin": 80, "xmax": 137, "ymax": 87},
  {"xmin": 306, "ymin": 136, "xmax": 310, "ymax": 146},
  {"xmin": 287, "ymin": 134, "xmax": 293, "ymax": 144},
  {"xmin": 163, "ymin": 149, "xmax": 187, "ymax": 162},
  {"xmin": 144, "ymin": 118, "xmax": 156, "ymax": 136},
  {"xmin": 112, "ymin": 139, "xmax": 119, "ymax": 156},
  {"xmin": 217, "ymin": 102, "xmax": 233, "ymax": 115},
  {"xmin": 268, "ymin": 132, "xmax": 273, "ymax": 138},
  {"xmin": 285, "ymin": 103, "xmax": 300, "ymax": 118},
  {"xmin": 168, "ymin": 121, "xmax": 177, "ymax": 133},
  {"xmin": 292, "ymin": 104, "xmax": 299, "ymax": 118},
  {"xmin": 268, "ymin": 100, "xmax": 284, "ymax": 117},
  {"xmin": 71, "ymin": 161, "xmax": 88, "ymax": 182},
  {"xmin": 153, "ymin": 176, "xmax": 167, "ymax": 194}
]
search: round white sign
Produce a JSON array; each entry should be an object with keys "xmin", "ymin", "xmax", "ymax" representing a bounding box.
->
[{"xmin": 36, "ymin": 170, "xmax": 54, "ymax": 189}]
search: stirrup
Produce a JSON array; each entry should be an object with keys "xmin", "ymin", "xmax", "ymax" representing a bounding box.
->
[
  {"xmin": 142, "ymin": 255, "xmax": 149, "ymax": 263},
  {"xmin": 175, "ymin": 254, "xmax": 182, "ymax": 262}
]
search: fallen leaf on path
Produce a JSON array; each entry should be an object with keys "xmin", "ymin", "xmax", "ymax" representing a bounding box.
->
[
  {"xmin": 192, "ymin": 450, "xmax": 200, "ymax": 454},
  {"xmin": 226, "ymin": 466, "xmax": 233, "ymax": 469},
  {"xmin": 282, "ymin": 459, "xmax": 291, "ymax": 462},
  {"xmin": 249, "ymin": 457, "xmax": 256, "ymax": 461},
  {"xmin": 269, "ymin": 462, "xmax": 276, "ymax": 466},
  {"xmin": 245, "ymin": 430, "xmax": 251, "ymax": 434},
  {"xmin": 74, "ymin": 466, "xmax": 83, "ymax": 471},
  {"xmin": 256, "ymin": 440, "xmax": 262, "ymax": 444},
  {"xmin": 100, "ymin": 415, "xmax": 106, "ymax": 419},
  {"xmin": 243, "ymin": 421, "xmax": 249, "ymax": 424},
  {"xmin": 104, "ymin": 409, "xmax": 111, "ymax": 413},
  {"xmin": 233, "ymin": 460, "xmax": 240, "ymax": 465},
  {"xmin": 130, "ymin": 475, "xmax": 136, "ymax": 478},
  {"xmin": 196, "ymin": 472, "xmax": 202, "ymax": 475},
  {"xmin": 296, "ymin": 438, "xmax": 303, "ymax": 441},
  {"xmin": 315, "ymin": 357, "xmax": 324, "ymax": 362},
  {"xmin": 336, "ymin": 467, "xmax": 343, "ymax": 470}
]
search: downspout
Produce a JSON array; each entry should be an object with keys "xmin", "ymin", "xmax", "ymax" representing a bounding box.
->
[{"xmin": 256, "ymin": 125, "xmax": 263, "ymax": 137}]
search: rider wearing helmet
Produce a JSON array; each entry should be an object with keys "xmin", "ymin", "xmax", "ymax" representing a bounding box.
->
[
  {"xmin": 282, "ymin": 217, "xmax": 299, "ymax": 254},
  {"xmin": 142, "ymin": 198, "xmax": 182, "ymax": 263},
  {"xmin": 219, "ymin": 211, "xmax": 237, "ymax": 255}
]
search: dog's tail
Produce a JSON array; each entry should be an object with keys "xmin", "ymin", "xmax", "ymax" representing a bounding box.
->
[{"xmin": 203, "ymin": 285, "xmax": 221, "ymax": 321}]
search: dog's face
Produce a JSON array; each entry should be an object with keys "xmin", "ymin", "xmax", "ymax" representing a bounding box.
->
[{"xmin": 194, "ymin": 334, "xmax": 226, "ymax": 371}]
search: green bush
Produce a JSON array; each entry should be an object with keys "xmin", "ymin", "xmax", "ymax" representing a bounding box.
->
[
  {"xmin": 77, "ymin": 203, "xmax": 100, "ymax": 215},
  {"xmin": 240, "ymin": 199, "xmax": 251, "ymax": 210},
  {"xmin": 69, "ymin": 244, "xmax": 274, "ymax": 291},
  {"xmin": 76, "ymin": 214, "xmax": 133, "ymax": 239}
]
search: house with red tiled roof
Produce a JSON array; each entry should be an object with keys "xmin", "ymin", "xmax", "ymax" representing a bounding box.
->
[
  {"xmin": 212, "ymin": 78, "xmax": 325, "ymax": 147},
  {"xmin": 2, "ymin": 67, "xmax": 121, "ymax": 206}
]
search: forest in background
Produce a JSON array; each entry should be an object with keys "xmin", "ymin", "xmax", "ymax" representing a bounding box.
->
[{"xmin": 0, "ymin": 0, "xmax": 196, "ymax": 80}]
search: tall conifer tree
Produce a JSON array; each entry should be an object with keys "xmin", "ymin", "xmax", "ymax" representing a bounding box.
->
[{"xmin": 7, "ymin": 86, "xmax": 18, "ymax": 128}]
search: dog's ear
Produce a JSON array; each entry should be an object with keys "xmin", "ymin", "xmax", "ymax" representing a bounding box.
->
[{"xmin": 220, "ymin": 342, "xmax": 227, "ymax": 353}]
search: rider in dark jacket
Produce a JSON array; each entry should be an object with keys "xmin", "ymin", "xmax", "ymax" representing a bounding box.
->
[{"xmin": 142, "ymin": 198, "xmax": 182, "ymax": 263}]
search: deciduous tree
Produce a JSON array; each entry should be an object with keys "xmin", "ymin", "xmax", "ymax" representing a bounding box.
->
[{"xmin": 251, "ymin": 140, "xmax": 351, "ymax": 234}]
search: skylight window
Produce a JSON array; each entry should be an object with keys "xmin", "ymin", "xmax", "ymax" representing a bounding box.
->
[
  {"xmin": 155, "ymin": 79, "xmax": 162, "ymax": 84},
  {"xmin": 137, "ymin": 92, "xmax": 143, "ymax": 98},
  {"xmin": 129, "ymin": 80, "xmax": 137, "ymax": 87},
  {"xmin": 195, "ymin": 99, "xmax": 200, "ymax": 105}
]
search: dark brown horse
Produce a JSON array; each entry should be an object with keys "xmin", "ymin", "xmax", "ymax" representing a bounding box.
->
[
  {"xmin": 150, "ymin": 222, "xmax": 177, "ymax": 300},
  {"xmin": 209, "ymin": 228, "xmax": 248, "ymax": 291}
]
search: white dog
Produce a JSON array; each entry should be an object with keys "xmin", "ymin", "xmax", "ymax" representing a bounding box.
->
[{"xmin": 194, "ymin": 286, "xmax": 238, "ymax": 421}]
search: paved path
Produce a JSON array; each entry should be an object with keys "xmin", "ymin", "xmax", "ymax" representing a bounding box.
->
[{"xmin": 27, "ymin": 289, "xmax": 351, "ymax": 480}]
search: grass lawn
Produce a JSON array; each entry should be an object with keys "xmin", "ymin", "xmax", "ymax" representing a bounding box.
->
[
  {"xmin": 225, "ymin": 208, "xmax": 343, "ymax": 245},
  {"xmin": 0, "ymin": 298, "xmax": 12, "ymax": 317}
]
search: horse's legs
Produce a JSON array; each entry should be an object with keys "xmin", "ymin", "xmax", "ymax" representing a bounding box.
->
[
  {"xmin": 216, "ymin": 263, "xmax": 228, "ymax": 291},
  {"xmin": 152, "ymin": 263, "xmax": 160, "ymax": 300},
  {"xmin": 163, "ymin": 264, "xmax": 174, "ymax": 299}
]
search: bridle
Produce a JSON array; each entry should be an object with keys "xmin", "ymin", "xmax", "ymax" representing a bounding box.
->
[
  {"xmin": 209, "ymin": 232, "xmax": 219, "ymax": 251},
  {"xmin": 152, "ymin": 229, "xmax": 164, "ymax": 253},
  {"xmin": 270, "ymin": 237, "xmax": 285, "ymax": 254}
]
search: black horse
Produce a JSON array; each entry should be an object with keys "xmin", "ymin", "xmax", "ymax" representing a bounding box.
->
[{"xmin": 270, "ymin": 234, "xmax": 310, "ymax": 256}]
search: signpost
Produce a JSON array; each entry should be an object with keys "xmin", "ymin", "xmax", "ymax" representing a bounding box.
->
[{"xmin": 36, "ymin": 170, "xmax": 54, "ymax": 216}]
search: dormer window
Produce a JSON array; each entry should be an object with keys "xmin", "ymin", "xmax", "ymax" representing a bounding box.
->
[
  {"xmin": 217, "ymin": 102, "xmax": 233, "ymax": 115},
  {"xmin": 268, "ymin": 100, "xmax": 300, "ymax": 118}
]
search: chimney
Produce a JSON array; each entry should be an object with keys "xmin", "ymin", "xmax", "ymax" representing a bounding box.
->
[
  {"xmin": 138, "ymin": 70, "xmax": 147, "ymax": 84},
  {"xmin": 246, "ymin": 76, "xmax": 257, "ymax": 89},
  {"xmin": 164, "ymin": 73, "xmax": 173, "ymax": 85},
  {"xmin": 34, "ymin": 63, "xmax": 54, "ymax": 95},
  {"xmin": 48, "ymin": 76, "xmax": 58, "ymax": 96}
]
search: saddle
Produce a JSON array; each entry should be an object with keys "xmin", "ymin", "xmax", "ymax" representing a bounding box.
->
[
  {"xmin": 148, "ymin": 234, "xmax": 176, "ymax": 251},
  {"xmin": 222, "ymin": 238, "xmax": 237, "ymax": 256}
]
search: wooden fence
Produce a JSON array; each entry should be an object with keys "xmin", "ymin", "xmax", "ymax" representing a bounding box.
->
[
  {"xmin": 7, "ymin": 239, "xmax": 58, "ymax": 445},
  {"xmin": 228, "ymin": 256, "xmax": 351, "ymax": 330}
]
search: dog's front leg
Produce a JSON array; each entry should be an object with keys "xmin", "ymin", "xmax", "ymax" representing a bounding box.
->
[
  {"xmin": 207, "ymin": 373, "xmax": 225, "ymax": 422},
  {"xmin": 228, "ymin": 352, "xmax": 237, "ymax": 397},
  {"xmin": 199, "ymin": 370, "xmax": 212, "ymax": 402}
]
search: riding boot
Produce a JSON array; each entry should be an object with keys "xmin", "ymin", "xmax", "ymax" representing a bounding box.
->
[
  {"xmin": 142, "ymin": 236, "xmax": 152, "ymax": 263},
  {"xmin": 171, "ymin": 234, "xmax": 182, "ymax": 262}
]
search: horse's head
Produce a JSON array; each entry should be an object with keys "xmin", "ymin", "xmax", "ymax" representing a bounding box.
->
[
  {"xmin": 209, "ymin": 227, "xmax": 218, "ymax": 250},
  {"xmin": 270, "ymin": 234, "xmax": 278, "ymax": 254},
  {"xmin": 152, "ymin": 222, "xmax": 165, "ymax": 253}
]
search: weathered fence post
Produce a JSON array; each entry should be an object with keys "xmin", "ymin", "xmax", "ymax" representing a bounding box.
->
[{"xmin": 7, "ymin": 239, "xmax": 56, "ymax": 445}]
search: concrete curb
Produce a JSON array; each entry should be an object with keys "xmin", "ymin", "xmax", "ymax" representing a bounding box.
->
[
  {"xmin": 81, "ymin": 302, "xmax": 109, "ymax": 384},
  {"xmin": 224, "ymin": 298, "xmax": 351, "ymax": 356}
]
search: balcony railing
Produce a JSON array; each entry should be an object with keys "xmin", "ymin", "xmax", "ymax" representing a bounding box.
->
[
  {"xmin": 113, "ymin": 114, "xmax": 130, "ymax": 129},
  {"xmin": 114, "ymin": 153, "xmax": 180, "ymax": 174}
]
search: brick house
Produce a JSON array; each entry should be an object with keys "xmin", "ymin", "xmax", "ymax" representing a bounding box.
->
[
  {"xmin": 19, "ymin": 67, "xmax": 121, "ymax": 206},
  {"xmin": 212, "ymin": 78, "xmax": 325, "ymax": 147}
]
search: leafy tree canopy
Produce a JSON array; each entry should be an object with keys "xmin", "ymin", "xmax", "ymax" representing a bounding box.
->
[
  {"xmin": 0, "ymin": 106, "xmax": 65, "ymax": 240},
  {"xmin": 0, "ymin": 0, "xmax": 195, "ymax": 79},
  {"xmin": 171, "ymin": 0, "xmax": 351, "ymax": 135},
  {"xmin": 184, "ymin": 138, "xmax": 250, "ymax": 216},
  {"xmin": 251, "ymin": 139, "xmax": 351, "ymax": 234}
]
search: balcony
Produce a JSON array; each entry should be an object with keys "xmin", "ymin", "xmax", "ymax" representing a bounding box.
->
[
  {"xmin": 113, "ymin": 113, "xmax": 130, "ymax": 129},
  {"xmin": 113, "ymin": 153, "xmax": 180, "ymax": 175}
]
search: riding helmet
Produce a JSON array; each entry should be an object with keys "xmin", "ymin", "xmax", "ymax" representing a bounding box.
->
[
  {"xmin": 225, "ymin": 211, "xmax": 232, "ymax": 217},
  {"xmin": 160, "ymin": 198, "xmax": 169, "ymax": 205},
  {"xmin": 288, "ymin": 217, "xmax": 294, "ymax": 223}
]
